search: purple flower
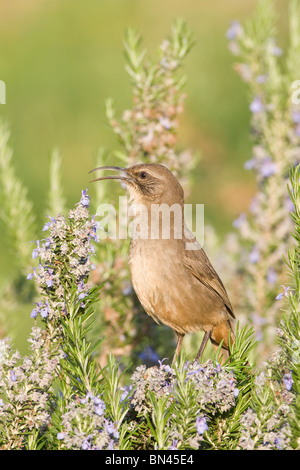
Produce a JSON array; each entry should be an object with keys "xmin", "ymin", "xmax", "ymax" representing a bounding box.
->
[
  {"xmin": 168, "ymin": 439, "xmax": 179, "ymax": 450},
  {"xmin": 256, "ymin": 74, "xmax": 267, "ymax": 84},
  {"xmin": 10, "ymin": 370, "xmax": 17, "ymax": 382},
  {"xmin": 286, "ymin": 195, "xmax": 295, "ymax": 214},
  {"xmin": 245, "ymin": 155, "xmax": 276, "ymax": 178},
  {"xmin": 196, "ymin": 416, "xmax": 208, "ymax": 435},
  {"xmin": 79, "ymin": 392, "xmax": 106, "ymax": 414},
  {"xmin": 283, "ymin": 371, "xmax": 293, "ymax": 391},
  {"xmin": 92, "ymin": 395, "xmax": 103, "ymax": 405},
  {"xmin": 120, "ymin": 385, "xmax": 133, "ymax": 403},
  {"xmin": 251, "ymin": 313, "xmax": 266, "ymax": 341},
  {"xmin": 229, "ymin": 376, "xmax": 239, "ymax": 397},
  {"xmin": 79, "ymin": 395, "xmax": 89, "ymax": 405},
  {"xmin": 30, "ymin": 308, "xmax": 38, "ymax": 318},
  {"xmin": 250, "ymin": 96, "xmax": 264, "ymax": 114},
  {"xmin": 95, "ymin": 402, "xmax": 106, "ymax": 416},
  {"xmin": 81, "ymin": 440, "xmax": 91, "ymax": 450},
  {"xmin": 40, "ymin": 308, "xmax": 49, "ymax": 318},
  {"xmin": 27, "ymin": 272, "xmax": 34, "ymax": 280},
  {"xmin": 251, "ymin": 313, "xmax": 266, "ymax": 327},
  {"xmin": 162, "ymin": 364, "xmax": 172, "ymax": 374},
  {"xmin": 226, "ymin": 20, "xmax": 242, "ymax": 40},
  {"xmin": 271, "ymin": 45, "xmax": 282, "ymax": 56},
  {"xmin": 104, "ymin": 419, "xmax": 119, "ymax": 439},
  {"xmin": 159, "ymin": 116, "xmax": 172, "ymax": 130},
  {"xmin": 267, "ymin": 267, "xmax": 277, "ymax": 285},
  {"xmin": 79, "ymin": 392, "xmax": 96, "ymax": 405},
  {"xmin": 42, "ymin": 217, "xmax": 56, "ymax": 231},
  {"xmin": 244, "ymin": 158, "xmax": 256, "ymax": 170},
  {"xmin": 270, "ymin": 39, "xmax": 282, "ymax": 57},
  {"xmin": 107, "ymin": 439, "xmax": 116, "ymax": 450},
  {"xmin": 46, "ymin": 275, "xmax": 53, "ymax": 288},
  {"xmin": 233, "ymin": 212, "xmax": 246, "ymax": 228},
  {"xmin": 80, "ymin": 189, "xmax": 90, "ymax": 207},
  {"xmin": 42, "ymin": 222, "xmax": 51, "ymax": 231},
  {"xmin": 89, "ymin": 220, "xmax": 100, "ymax": 242},
  {"xmin": 31, "ymin": 240, "xmax": 40, "ymax": 259},
  {"xmin": 77, "ymin": 281, "xmax": 88, "ymax": 301},
  {"xmin": 274, "ymin": 437, "xmax": 283, "ymax": 450},
  {"xmin": 249, "ymin": 246, "xmax": 260, "ymax": 264},
  {"xmin": 81, "ymin": 434, "xmax": 93, "ymax": 450},
  {"xmin": 260, "ymin": 157, "xmax": 277, "ymax": 178},
  {"xmin": 44, "ymin": 237, "xmax": 51, "ymax": 249},
  {"xmin": 39, "ymin": 300, "xmax": 50, "ymax": 318},
  {"xmin": 276, "ymin": 285, "xmax": 290, "ymax": 300},
  {"xmin": 292, "ymin": 110, "xmax": 300, "ymax": 124},
  {"xmin": 122, "ymin": 284, "xmax": 133, "ymax": 296},
  {"xmin": 139, "ymin": 346, "xmax": 160, "ymax": 363},
  {"xmin": 57, "ymin": 432, "xmax": 65, "ymax": 440},
  {"xmin": 158, "ymin": 357, "xmax": 169, "ymax": 368},
  {"xmin": 31, "ymin": 300, "xmax": 43, "ymax": 318}
]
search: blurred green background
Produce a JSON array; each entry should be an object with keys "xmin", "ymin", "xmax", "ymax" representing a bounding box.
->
[{"xmin": 0, "ymin": 0, "xmax": 288, "ymax": 296}]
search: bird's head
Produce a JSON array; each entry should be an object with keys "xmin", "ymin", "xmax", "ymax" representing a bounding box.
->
[{"xmin": 89, "ymin": 163, "xmax": 184, "ymax": 206}]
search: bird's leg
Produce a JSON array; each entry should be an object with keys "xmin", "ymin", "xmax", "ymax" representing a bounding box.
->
[
  {"xmin": 172, "ymin": 333, "xmax": 185, "ymax": 365},
  {"xmin": 195, "ymin": 329, "xmax": 212, "ymax": 362}
]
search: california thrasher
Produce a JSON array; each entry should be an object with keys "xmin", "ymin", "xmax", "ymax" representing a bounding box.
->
[{"xmin": 90, "ymin": 163, "xmax": 235, "ymax": 363}]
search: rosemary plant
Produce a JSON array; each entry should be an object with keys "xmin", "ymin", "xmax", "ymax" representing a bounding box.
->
[{"xmin": 0, "ymin": 2, "xmax": 299, "ymax": 451}]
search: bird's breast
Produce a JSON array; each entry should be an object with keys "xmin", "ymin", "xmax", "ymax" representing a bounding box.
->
[
  {"xmin": 129, "ymin": 239, "xmax": 198, "ymax": 332},
  {"xmin": 129, "ymin": 239, "xmax": 170, "ymax": 322}
]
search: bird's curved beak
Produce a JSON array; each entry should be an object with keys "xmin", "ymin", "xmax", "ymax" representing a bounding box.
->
[{"xmin": 88, "ymin": 166, "xmax": 133, "ymax": 184}]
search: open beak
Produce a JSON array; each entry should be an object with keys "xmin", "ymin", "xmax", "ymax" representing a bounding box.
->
[{"xmin": 88, "ymin": 165, "xmax": 133, "ymax": 184}]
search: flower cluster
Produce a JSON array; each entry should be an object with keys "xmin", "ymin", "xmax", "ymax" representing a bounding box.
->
[
  {"xmin": 0, "ymin": 327, "xmax": 62, "ymax": 449},
  {"xmin": 237, "ymin": 370, "xmax": 293, "ymax": 450},
  {"xmin": 128, "ymin": 358, "xmax": 239, "ymax": 449},
  {"xmin": 238, "ymin": 406, "xmax": 292, "ymax": 450},
  {"xmin": 221, "ymin": 2, "xmax": 300, "ymax": 361},
  {"xmin": 56, "ymin": 392, "xmax": 119, "ymax": 450},
  {"xmin": 106, "ymin": 20, "xmax": 196, "ymax": 188},
  {"xmin": 27, "ymin": 189, "xmax": 98, "ymax": 323},
  {"xmin": 130, "ymin": 362, "xmax": 175, "ymax": 414}
]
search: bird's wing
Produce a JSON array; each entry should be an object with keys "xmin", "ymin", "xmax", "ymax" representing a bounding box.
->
[{"xmin": 183, "ymin": 237, "xmax": 235, "ymax": 319}]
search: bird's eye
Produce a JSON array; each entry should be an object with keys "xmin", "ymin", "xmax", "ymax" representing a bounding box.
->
[{"xmin": 139, "ymin": 171, "xmax": 147, "ymax": 179}]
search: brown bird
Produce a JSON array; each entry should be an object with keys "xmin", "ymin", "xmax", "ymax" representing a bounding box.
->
[{"xmin": 90, "ymin": 163, "xmax": 235, "ymax": 363}]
